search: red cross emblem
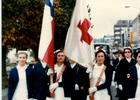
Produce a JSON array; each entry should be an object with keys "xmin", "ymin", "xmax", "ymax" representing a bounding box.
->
[
  {"xmin": 127, "ymin": 74, "xmax": 130, "ymax": 78},
  {"xmin": 77, "ymin": 18, "xmax": 93, "ymax": 45}
]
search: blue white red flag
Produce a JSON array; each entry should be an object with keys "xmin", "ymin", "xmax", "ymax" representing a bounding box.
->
[
  {"xmin": 38, "ymin": 0, "xmax": 54, "ymax": 69},
  {"xmin": 64, "ymin": 0, "xmax": 94, "ymax": 68}
]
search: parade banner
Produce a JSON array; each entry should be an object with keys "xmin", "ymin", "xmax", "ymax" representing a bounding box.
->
[
  {"xmin": 64, "ymin": 0, "xmax": 94, "ymax": 68},
  {"xmin": 38, "ymin": 0, "xmax": 54, "ymax": 69}
]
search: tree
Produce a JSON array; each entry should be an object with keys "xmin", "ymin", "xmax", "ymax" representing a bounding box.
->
[
  {"xmin": 2, "ymin": 0, "xmax": 76, "ymax": 76},
  {"xmin": 2, "ymin": 0, "xmax": 45, "ymax": 76},
  {"xmin": 2, "ymin": 0, "xmax": 45, "ymax": 60},
  {"xmin": 54, "ymin": 0, "xmax": 76, "ymax": 50}
]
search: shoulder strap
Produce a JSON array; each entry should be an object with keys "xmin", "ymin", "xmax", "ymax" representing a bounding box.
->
[
  {"xmin": 55, "ymin": 65, "xmax": 66, "ymax": 83},
  {"xmin": 95, "ymin": 66, "xmax": 107, "ymax": 87}
]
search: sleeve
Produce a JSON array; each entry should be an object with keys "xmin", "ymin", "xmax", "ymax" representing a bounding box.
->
[
  {"xmin": 8, "ymin": 69, "xmax": 14, "ymax": 100},
  {"xmin": 127, "ymin": 68, "xmax": 132, "ymax": 99},
  {"xmin": 127, "ymin": 66, "xmax": 137, "ymax": 99},
  {"xmin": 31, "ymin": 68, "xmax": 36, "ymax": 98},
  {"xmin": 116, "ymin": 60, "xmax": 123, "ymax": 85},
  {"xmin": 32, "ymin": 66, "xmax": 38, "ymax": 99},
  {"xmin": 97, "ymin": 67, "xmax": 112, "ymax": 91}
]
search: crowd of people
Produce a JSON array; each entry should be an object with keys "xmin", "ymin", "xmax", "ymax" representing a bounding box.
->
[{"xmin": 7, "ymin": 47, "xmax": 140, "ymax": 100}]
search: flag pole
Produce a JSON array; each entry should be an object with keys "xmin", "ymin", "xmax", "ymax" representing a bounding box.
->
[
  {"xmin": 50, "ymin": 74, "xmax": 54, "ymax": 98},
  {"xmin": 89, "ymin": 58, "xmax": 96, "ymax": 100}
]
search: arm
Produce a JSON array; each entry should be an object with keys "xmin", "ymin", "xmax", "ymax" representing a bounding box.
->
[
  {"xmin": 127, "ymin": 66, "xmax": 137, "ymax": 99},
  {"xmin": 97, "ymin": 67, "xmax": 112, "ymax": 90},
  {"xmin": 8, "ymin": 69, "xmax": 14, "ymax": 100}
]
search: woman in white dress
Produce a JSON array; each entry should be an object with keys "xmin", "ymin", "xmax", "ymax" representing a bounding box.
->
[
  {"xmin": 87, "ymin": 50, "xmax": 112, "ymax": 100},
  {"xmin": 127, "ymin": 50, "xmax": 140, "ymax": 100},
  {"xmin": 48, "ymin": 50, "xmax": 74, "ymax": 100},
  {"xmin": 8, "ymin": 51, "xmax": 35, "ymax": 100}
]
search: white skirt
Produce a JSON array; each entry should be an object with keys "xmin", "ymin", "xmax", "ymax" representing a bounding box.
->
[
  {"xmin": 46, "ymin": 87, "xmax": 71, "ymax": 100},
  {"xmin": 86, "ymin": 89, "xmax": 110, "ymax": 100}
]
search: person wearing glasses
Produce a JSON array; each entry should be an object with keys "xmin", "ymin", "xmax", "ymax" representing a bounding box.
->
[
  {"xmin": 127, "ymin": 50, "xmax": 140, "ymax": 100},
  {"xmin": 117, "ymin": 48, "xmax": 136, "ymax": 100}
]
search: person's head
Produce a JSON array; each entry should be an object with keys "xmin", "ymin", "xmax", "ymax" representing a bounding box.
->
[
  {"xmin": 118, "ymin": 50, "xmax": 125, "ymax": 60},
  {"xmin": 17, "ymin": 51, "xmax": 28, "ymax": 66},
  {"xmin": 123, "ymin": 47, "xmax": 132, "ymax": 59},
  {"xmin": 55, "ymin": 50, "xmax": 67, "ymax": 65},
  {"xmin": 135, "ymin": 50, "xmax": 140, "ymax": 65},
  {"xmin": 114, "ymin": 51, "xmax": 119, "ymax": 58},
  {"xmin": 95, "ymin": 50, "xmax": 106, "ymax": 66}
]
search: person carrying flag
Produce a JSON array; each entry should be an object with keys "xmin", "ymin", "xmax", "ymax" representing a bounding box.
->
[
  {"xmin": 68, "ymin": 58, "xmax": 89, "ymax": 100},
  {"xmin": 47, "ymin": 50, "xmax": 74, "ymax": 100}
]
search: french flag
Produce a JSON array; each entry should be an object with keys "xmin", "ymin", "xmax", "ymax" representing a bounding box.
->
[{"xmin": 38, "ymin": 0, "xmax": 54, "ymax": 69}]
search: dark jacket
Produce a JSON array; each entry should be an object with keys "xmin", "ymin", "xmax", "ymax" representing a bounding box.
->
[
  {"xmin": 33, "ymin": 61, "xmax": 50, "ymax": 100},
  {"xmin": 114, "ymin": 58, "xmax": 120, "ymax": 82},
  {"xmin": 53, "ymin": 65, "xmax": 74, "ymax": 97},
  {"xmin": 117, "ymin": 58, "xmax": 136, "ymax": 85},
  {"xmin": 8, "ymin": 66, "xmax": 35, "ymax": 100},
  {"xmin": 97, "ymin": 66, "xmax": 112, "ymax": 100},
  {"xmin": 113, "ymin": 58, "xmax": 119, "ymax": 70},
  {"xmin": 116, "ymin": 58, "xmax": 136, "ymax": 99},
  {"xmin": 104, "ymin": 57, "xmax": 113, "ymax": 71},
  {"xmin": 69, "ymin": 64, "xmax": 89, "ymax": 100},
  {"xmin": 127, "ymin": 65, "xmax": 138, "ymax": 99}
]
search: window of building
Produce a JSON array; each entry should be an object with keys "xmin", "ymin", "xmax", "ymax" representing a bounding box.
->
[{"xmin": 115, "ymin": 32, "xmax": 120, "ymax": 34}]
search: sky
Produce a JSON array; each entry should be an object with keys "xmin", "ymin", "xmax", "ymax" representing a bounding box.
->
[{"xmin": 88, "ymin": 0, "xmax": 140, "ymax": 38}]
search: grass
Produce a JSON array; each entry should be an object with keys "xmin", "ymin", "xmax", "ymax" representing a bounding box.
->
[
  {"xmin": 2, "ymin": 76, "xmax": 8, "ymax": 89},
  {"xmin": 6, "ymin": 63, "xmax": 16, "ymax": 66}
]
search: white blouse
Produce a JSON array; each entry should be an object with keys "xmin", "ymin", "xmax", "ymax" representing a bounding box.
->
[
  {"xmin": 90, "ymin": 64, "xmax": 110, "ymax": 100},
  {"xmin": 48, "ymin": 64, "xmax": 71, "ymax": 100},
  {"xmin": 12, "ymin": 64, "xmax": 28, "ymax": 100}
]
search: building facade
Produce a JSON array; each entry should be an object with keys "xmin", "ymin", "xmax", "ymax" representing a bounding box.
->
[
  {"xmin": 103, "ymin": 34, "xmax": 114, "ymax": 46},
  {"xmin": 131, "ymin": 13, "xmax": 140, "ymax": 47},
  {"xmin": 114, "ymin": 20, "xmax": 132, "ymax": 50}
]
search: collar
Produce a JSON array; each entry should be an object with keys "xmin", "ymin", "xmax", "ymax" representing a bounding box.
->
[
  {"xmin": 17, "ymin": 64, "xmax": 27, "ymax": 70},
  {"xmin": 119, "ymin": 57, "xmax": 121, "ymax": 61},
  {"xmin": 40, "ymin": 60, "xmax": 47, "ymax": 68},
  {"xmin": 55, "ymin": 63, "xmax": 64, "ymax": 73},
  {"xmin": 94, "ymin": 64, "xmax": 104, "ymax": 70},
  {"xmin": 71, "ymin": 63, "xmax": 76, "ymax": 69},
  {"xmin": 126, "ymin": 58, "xmax": 132, "ymax": 63},
  {"xmin": 136, "ymin": 63, "xmax": 140, "ymax": 69}
]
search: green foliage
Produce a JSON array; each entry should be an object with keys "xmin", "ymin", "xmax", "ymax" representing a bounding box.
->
[
  {"xmin": 2, "ymin": 0, "xmax": 76, "ymax": 58},
  {"xmin": 30, "ymin": 50, "xmax": 35, "ymax": 58},
  {"xmin": 2, "ymin": 0, "xmax": 45, "ymax": 50},
  {"xmin": 2, "ymin": 76, "xmax": 8, "ymax": 89},
  {"xmin": 54, "ymin": 0, "xmax": 76, "ymax": 50}
]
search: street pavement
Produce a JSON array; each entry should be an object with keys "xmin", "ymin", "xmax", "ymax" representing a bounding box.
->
[
  {"xmin": 2, "ymin": 84, "xmax": 119, "ymax": 100},
  {"xmin": 2, "ymin": 67, "xmax": 119, "ymax": 100}
]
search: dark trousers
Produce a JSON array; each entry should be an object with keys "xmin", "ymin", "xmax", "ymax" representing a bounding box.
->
[
  {"xmin": 71, "ymin": 90, "xmax": 87, "ymax": 100},
  {"xmin": 118, "ymin": 86, "xmax": 127, "ymax": 100}
]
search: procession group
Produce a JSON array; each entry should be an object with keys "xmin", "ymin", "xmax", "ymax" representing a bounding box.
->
[{"xmin": 8, "ymin": 47, "xmax": 140, "ymax": 100}]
